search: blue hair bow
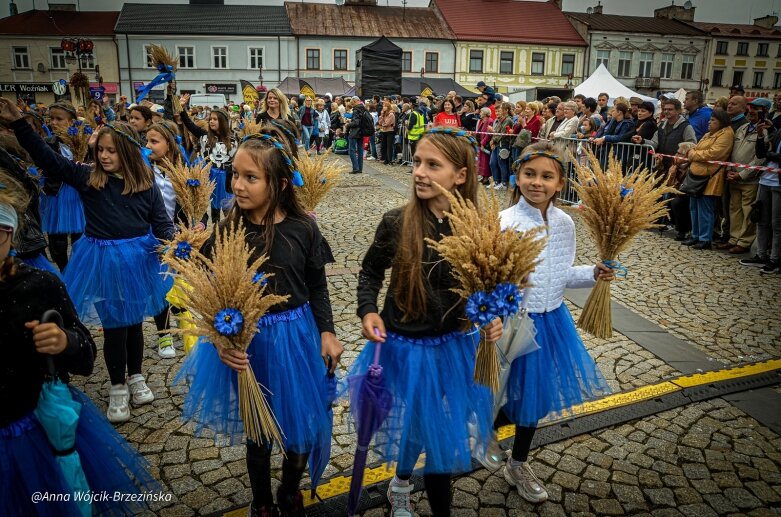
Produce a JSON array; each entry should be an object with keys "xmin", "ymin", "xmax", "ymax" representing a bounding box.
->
[
  {"xmin": 136, "ymin": 64, "xmax": 176, "ymax": 103},
  {"xmin": 175, "ymin": 135, "xmax": 190, "ymax": 166}
]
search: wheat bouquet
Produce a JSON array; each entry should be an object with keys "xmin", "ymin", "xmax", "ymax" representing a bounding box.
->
[
  {"xmin": 163, "ymin": 219, "xmax": 288, "ymax": 445},
  {"xmin": 54, "ymin": 121, "xmax": 93, "ymax": 163},
  {"xmin": 572, "ymin": 149, "xmax": 677, "ymax": 338},
  {"xmin": 425, "ymin": 183, "xmax": 546, "ymax": 392},
  {"xmin": 292, "ymin": 149, "xmax": 344, "ymax": 214}
]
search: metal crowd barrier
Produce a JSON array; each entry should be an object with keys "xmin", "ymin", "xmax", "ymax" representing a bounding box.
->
[{"xmin": 545, "ymin": 137, "xmax": 656, "ymax": 205}]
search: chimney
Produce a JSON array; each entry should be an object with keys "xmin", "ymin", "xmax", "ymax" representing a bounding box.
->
[
  {"xmin": 548, "ymin": 0, "xmax": 563, "ymax": 10},
  {"xmin": 654, "ymin": 1, "xmax": 696, "ymax": 22},
  {"xmin": 753, "ymin": 14, "xmax": 779, "ymax": 28},
  {"xmin": 592, "ymin": 1, "xmax": 603, "ymax": 14}
]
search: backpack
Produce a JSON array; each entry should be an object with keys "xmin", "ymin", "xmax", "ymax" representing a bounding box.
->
[{"xmin": 360, "ymin": 111, "xmax": 376, "ymax": 137}]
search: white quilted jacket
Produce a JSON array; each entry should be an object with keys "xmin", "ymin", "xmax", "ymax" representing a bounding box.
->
[{"xmin": 499, "ymin": 198, "xmax": 595, "ymax": 314}]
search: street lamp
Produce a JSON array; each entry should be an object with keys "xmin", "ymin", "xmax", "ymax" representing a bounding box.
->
[
  {"xmin": 60, "ymin": 37, "xmax": 94, "ymax": 73},
  {"xmin": 258, "ymin": 66, "xmax": 263, "ymax": 87}
]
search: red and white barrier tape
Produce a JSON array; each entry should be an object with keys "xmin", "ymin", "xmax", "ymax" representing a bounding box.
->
[{"xmin": 648, "ymin": 150, "xmax": 781, "ymax": 173}]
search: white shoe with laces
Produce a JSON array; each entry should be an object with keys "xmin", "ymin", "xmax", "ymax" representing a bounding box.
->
[
  {"xmin": 128, "ymin": 374, "xmax": 154, "ymax": 406},
  {"xmin": 107, "ymin": 384, "xmax": 130, "ymax": 423},
  {"xmin": 386, "ymin": 476, "xmax": 414, "ymax": 517},
  {"xmin": 504, "ymin": 458, "xmax": 549, "ymax": 503}
]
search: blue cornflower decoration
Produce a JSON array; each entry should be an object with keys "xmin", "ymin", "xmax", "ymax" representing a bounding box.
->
[
  {"xmin": 252, "ymin": 271, "xmax": 268, "ymax": 286},
  {"xmin": 74, "ymin": 120, "xmax": 83, "ymax": 127},
  {"xmin": 67, "ymin": 126, "xmax": 78, "ymax": 136},
  {"xmin": 94, "ymin": 116, "xmax": 101, "ymax": 124},
  {"xmin": 186, "ymin": 178, "xmax": 201, "ymax": 187},
  {"xmin": 465, "ymin": 291, "xmax": 498, "ymax": 325},
  {"xmin": 83, "ymin": 126, "xmax": 94, "ymax": 135},
  {"xmin": 493, "ymin": 282, "xmax": 522, "ymax": 316},
  {"xmin": 174, "ymin": 241, "xmax": 192, "ymax": 260},
  {"xmin": 620, "ymin": 186, "xmax": 633, "ymax": 198},
  {"xmin": 214, "ymin": 308, "xmax": 244, "ymax": 336},
  {"xmin": 321, "ymin": 178, "xmax": 327, "ymax": 184}
]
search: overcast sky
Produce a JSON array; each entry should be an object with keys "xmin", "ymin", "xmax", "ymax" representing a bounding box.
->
[{"xmin": 6, "ymin": 0, "xmax": 781, "ymax": 23}]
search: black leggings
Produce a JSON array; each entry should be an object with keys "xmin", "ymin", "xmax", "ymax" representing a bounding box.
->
[
  {"xmin": 154, "ymin": 305, "xmax": 171, "ymax": 333},
  {"xmin": 670, "ymin": 195, "xmax": 692, "ymax": 235},
  {"xmin": 103, "ymin": 323, "xmax": 144, "ymax": 386},
  {"xmin": 381, "ymin": 132, "xmax": 395, "ymax": 163},
  {"xmin": 48, "ymin": 232, "xmax": 81, "ymax": 271},
  {"xmin": 246, "ymin": 441, "xmax": 308, "ymax": 508},
  {"xmin": 495, "ymin": 410, "xmax": 537, "ymax": 462}
]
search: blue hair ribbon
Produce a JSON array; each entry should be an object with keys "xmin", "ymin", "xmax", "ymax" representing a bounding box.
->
[
  {"xmin": 514, "ymin": 150, "xmax": 568, "ymax": 175},
  {"xmin": 602, "ymin": 259, "xmax": 628, "ymax": 279},
  {"xmin": 175, "ymin": 135, "xmax": 191, "ymax": 166},
  {"xmin": 135, "ymin": 64, "xmax": 175, "ymax": 103},
  {"xmin": 424, "ymin": 127, "xmax": 479, "ymax": 154},
  {"xmin": 240, "ymin": 132, "xmax": 304, "ymax": 186}
]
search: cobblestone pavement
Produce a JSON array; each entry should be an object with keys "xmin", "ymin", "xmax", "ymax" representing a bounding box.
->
[{"xmin": 66, "ymin": 156, "xmax": 780, "ymax": 515}]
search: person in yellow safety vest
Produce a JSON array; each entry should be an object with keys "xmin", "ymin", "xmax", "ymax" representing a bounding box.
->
[{"xmin": 407, "ymin": 101, "xmax": 426, "ymax": 158}]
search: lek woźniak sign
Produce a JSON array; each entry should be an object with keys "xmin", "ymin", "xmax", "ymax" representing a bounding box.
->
[{"xmin": 0, "ymin": 83, "xmax": 55, "ymax": 93}]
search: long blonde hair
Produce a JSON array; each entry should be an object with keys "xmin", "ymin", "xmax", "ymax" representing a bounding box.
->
[
  {"xmin": 394, "ymin": 132, "xmax": 477, "ymax": 321},
  {"xmin": 259, "ymin": 88, "xmax": 291, "ymax": 121}
]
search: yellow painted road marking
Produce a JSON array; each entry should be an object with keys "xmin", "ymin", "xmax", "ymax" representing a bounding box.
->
[{"xmin": 220, "ymin": 359, "xmax": 781, "ymax": 515}]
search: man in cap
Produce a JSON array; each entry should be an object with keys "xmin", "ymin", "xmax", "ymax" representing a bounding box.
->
[
  {"xmin": 629, "ymin": 97, "xmax": 643, "ymax": 120},
  {"xmin": 476, "ymin": 81, "xmax": 496, "ymax": 102}
]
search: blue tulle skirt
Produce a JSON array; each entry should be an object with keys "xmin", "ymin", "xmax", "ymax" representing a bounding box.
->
[
  {"xmin": 64, "ymin": 233, "xmax": 172, "ymax": 329},
  {"xmin": 41, "ymin": 184, "xmax": 86, "ymax": 234},
  {"xmin": 348, "ymin": 330, "xmax": 493, "ymax": 475},
  {"xmin": 209, "ymin": 167, "xmax": 233, "ymax": 210},
  {"xmin": 20, "ymin": 252, "xmax": 63, "ymax": 280},
  {"xmin": 502, "ymin": 303, "xmax": 611, "ymax": 427},
  {"xmin": 0, "ymin": 387, "xmax": 158, "ymax": 516},
  {"xmin": 176, "ymin": 303, "xmax": 333, "ymax": 454}
]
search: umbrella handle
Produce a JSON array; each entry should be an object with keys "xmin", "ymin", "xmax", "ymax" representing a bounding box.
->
[
  {"xmin": 40, "ymin": 310, "xmax": 64, "ymax": 378},
  {"xmin": 372, "ymin": 327, "xmax": 382, "ymax": 367}
]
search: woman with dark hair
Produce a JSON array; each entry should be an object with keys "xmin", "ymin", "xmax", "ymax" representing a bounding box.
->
[
  {"xmin": 592, "ymin": 103, "xmax": 634, "ymax": 168},
  {"xmin": 683, "ymin": 109, "xmax": 735, "ymax": 249}
]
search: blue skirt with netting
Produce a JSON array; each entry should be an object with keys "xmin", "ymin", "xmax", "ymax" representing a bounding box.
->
[
  {"xmin": 209, "ymin": 167, "xmax": 233, "ymax": 210},
  {"xmin": 347, "ymin": 329, "xmax": 493, "ymax": 475},
  {"xmin": 41, "ymin": 184, "xmax": 86, "ymax": 234},
  {"xmin": 64, "ymin": 233, "xmax": 172, "ymax": 329},
  {"xmin": 0, "ymin": 387, "xmax": 158, "ymax": 516},
  {"xmin": 176, "ymin": 303, "xmax": 333, "ymax": 454},
  {"xmin": 502, "ymin": 303, "xmax": 611, "ymax": 427},
  {"xmin": 20, "ymin": 251, "xmax": 63, "ymax": 280}
]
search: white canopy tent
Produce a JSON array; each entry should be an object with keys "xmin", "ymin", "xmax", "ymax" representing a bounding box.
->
[{"xmin": 574, "ymin": 64, "xmax": 657, "ymax": 105}]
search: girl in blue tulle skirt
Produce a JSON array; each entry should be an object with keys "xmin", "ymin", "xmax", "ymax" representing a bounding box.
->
[
  {"xmin": 176, "ymin": 122, "xmax": 343, "ymax": 517},
  {"xmin": 3, "ymin": 98, "xmax": 175, "ymax": 427},
  {"xmin": 351, "ymin": 130, "xmax": 503, "ymax": 516},
  {"xmin": 0, "ymin": 172, "xmax": 158, "ymax": 517},
  {"xmin": 497, "ymin": 141, "xmax": 613, "ymax": 504}
]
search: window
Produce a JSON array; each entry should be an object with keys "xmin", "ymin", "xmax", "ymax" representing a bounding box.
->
[
  {"xmin": 248, "ymin": 48, "xmax": 263, "ymax": 70},
  {"xmin": 757, "ymin": 43, "xmax": 769, "ymax": 57},
  {"xmin": 618, "ymin": 51, "xmax": 632, "ymax": 77},
  {"xmin": 401, "ymin": 51, "xmax": 412, "ymax": 73},
  {"xmin": 715, "ymin": 41, "xmax": 729, "ymax": 55},
  {"xmin": 144, "ymin": 45, "xmax": 153, "ymax": 68},
  {"xmin": 531, "ymin": 52, "xmax": 545, "ymax": 75},
  {"xmin": 306, "ymin": 49, "xmax": 320, "ymax": 70},
  {"xmin": 775, "ymin": 72, "xmax": 781, "ymax": 89},
  {"xmin": 425, "ymin": 52, "xmax": 438, "ymax": 73},
  {"xmin": 50, "ymin": 48, "xmax": 66, "ymax": 70},
  {"xmin": 333, "ymin": 49, "xmax": 347, "ymax": 71},
  {"xmin": 712, "ymin": 69, "xmax": 724, "ymax": 87},
  {"xmin": 13, "ymin": 46, "xmax": 29, "ymax": 69},
  {"xmin": 561, "ymin": 54, "xmax": 575, "ymax": 76},
  {"xmin": 638, "ymin": 52, "xmax": 653, "ymax": 77},
  {"xmin": 736, "ymin": 42, "xmax": 749, "ymax": 56},
  {"xmin": 681, "ymin": 55, "xmax": 694, "ymax": 80},
  {"xmin": 212, "ymin": 47, "xmax": 227, "ymax": 69},
  {"xmin": 753, "ymin": 71, "xmax": 764, "ymax": 88},
  {"xmin": 79, "ymin": 54, "xmax": 95, "ymax": 69},
  {"xmin": 732, "ymin": 70, "xmax": 744, "ymax": 87},
  {"xmin": 178, "ymin": 46, "xmax": 195, "ymax": 69},
  {"xmin": 595, "ymin": 49, "xmax": 609, "ymax": 68},
  {"xmin": 469, "ymin": 50, "xmax": 483, "ymax": 73},
  {"xmin": 500, "ymin": 51, "xmax": 514, "ymax": 74},
  {"xmin": 660, "ymin": 53, "xmax": 673, "ymax": 79}
]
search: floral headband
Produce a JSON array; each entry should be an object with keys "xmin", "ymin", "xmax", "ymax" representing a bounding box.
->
[
  {"xmin": 424, "ymin": 127, "xmax": 479, "ymax": 154},
  {"xmin": 240, "ymin": 133, "xmax": 304, "ymax": 186},
  {"xmin": 268, "ymin": 120, "xmax": 299, "ymax": 146},
  {"xmin": 513, "ymin": 150, "xmax": 567, "ymax": 174}
]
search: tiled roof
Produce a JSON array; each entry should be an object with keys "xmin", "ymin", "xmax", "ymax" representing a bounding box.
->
[
  {"xmin": 433, "ymin": 0, "xmax": 587, "ymax": 46},
  {"xmin": 565, "ymin": 12, "xmax": 707, "ymax": 37},
  {"xmin": 686, "ymin": 21, "xmax": 781, "ymax": 40},
  {"xmin": 115, "ymin": 3, "xmax": 292, "ymax": 35},
  {"xmin": 0, "ymin": 10, "xmax": 118, "ymax": 36},
  {"xmin": 285, "ymin": 2, "xmax": 454, "ymax": 40}
]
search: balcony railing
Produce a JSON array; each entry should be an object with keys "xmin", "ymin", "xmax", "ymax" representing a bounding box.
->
[{"xmin": 635, "ymin": 77, "xmax": 660, "ymax": 89}]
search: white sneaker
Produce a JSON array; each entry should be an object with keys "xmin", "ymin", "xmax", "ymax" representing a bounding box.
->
[
  {"xmin": 157, "ymin": 335, "xmax": 176, "ymax": 359},
  {"xmin": 386, "ymin": 477, "xmax": 414, "ymax": 517},
  {"xmin": 468, "ymin": 423, "xmax": 504, "ymax": 470},
  {"xmin": 494, "ymin": 183, "xmax": 507, "ymax": 191},
  {"xmin": 107, "ymin": 384, "xmax": 130, "ymax": 423},
  {"xmin": 504, "ymin": 459, "xmax": 548, "ymax": 503},
  {"xmin": 128, "ymin": 374, "xmax": 154, "ymax": 406},
  {"xmin": 366, "ymin": 156, "xmax": 376, "ymax": 161}
]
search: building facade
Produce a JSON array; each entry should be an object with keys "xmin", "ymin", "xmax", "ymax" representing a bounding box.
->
[
  {"xmin": 0, "ymin": 9, "xmax": 120, "ymax": 105},
  {"xmin": 565, "ymin": 4, "xmax": 710, "ymax": 98},
  {"xmin": 433, "ymin": 0, "xmax": 587, "ymax": 99},
  {"xmin": 687, "ymin": 16, "xmax": 781, "ymax": 102}
]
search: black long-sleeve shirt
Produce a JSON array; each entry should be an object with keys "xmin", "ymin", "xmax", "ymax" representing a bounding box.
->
[
  {"xmin": 1, "ymin": 262, "xmax": 96, "ymax": 427},
  {"xmin": 357, "ymin": 208, "xmax": 465, "ymax": 337},
  {"xmin": 201, "ymin": 214, "xmax": 336, "ymax": 334},
  {"xmin": 12, "ymin": 119, "xmax": 174, "ymax": 241}
]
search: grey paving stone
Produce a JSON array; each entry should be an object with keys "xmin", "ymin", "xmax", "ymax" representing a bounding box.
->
[{"xmin": 643, "ymin": 487, "xmax": 676, "ymax": 507}]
